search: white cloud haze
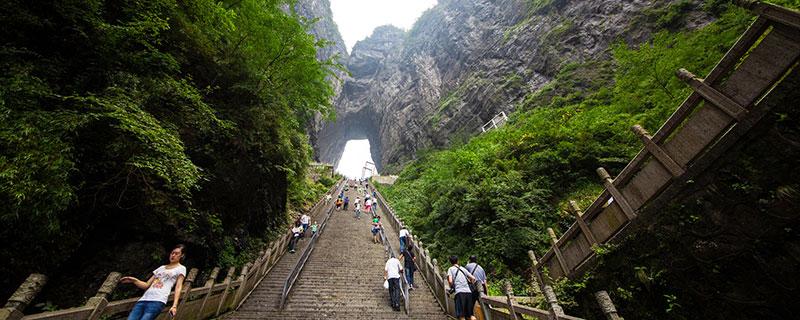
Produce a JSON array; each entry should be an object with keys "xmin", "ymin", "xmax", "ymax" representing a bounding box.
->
[{"xmin": 330, "ymin": 0, "xmax": 437, "ymax": 52}]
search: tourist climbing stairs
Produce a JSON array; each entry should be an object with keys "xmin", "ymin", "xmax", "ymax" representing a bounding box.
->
[{"xmin": 224, "ymin": 184, "xmax": 448, "ymax": 319}]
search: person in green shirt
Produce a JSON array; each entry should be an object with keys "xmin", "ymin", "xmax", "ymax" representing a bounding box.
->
[
  {"xmin": 372, "ymin": 216, "xmax": 382, "ymax": 244},
  {"xmin": 311, "ymin": 221, "xmax": 318, "ymax": 235}
]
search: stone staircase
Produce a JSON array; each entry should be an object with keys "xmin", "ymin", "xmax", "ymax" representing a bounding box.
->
[{"xmin": 224, "ymin": 186, "xmax": 449, "ymax": 319}]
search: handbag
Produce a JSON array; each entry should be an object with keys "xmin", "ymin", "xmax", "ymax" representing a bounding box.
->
[{"xmin": 383, "ymin": 279, "xmax": 389, "ymax": 289}]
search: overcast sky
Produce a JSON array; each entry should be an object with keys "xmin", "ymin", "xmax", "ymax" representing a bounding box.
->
[
  {"xmin": 329, "ymin": 1, "xmax": 436, "ymax": 177},
  {"xmin": 336, "ymin": 139, "xmax": 377, "ymax": 178},
  {"xmin": 330, "ymin": 0, "xmax": 437, "ymax": 52}
]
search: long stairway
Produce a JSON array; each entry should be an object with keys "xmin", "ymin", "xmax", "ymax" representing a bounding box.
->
[{"xmin": 225, "ymin": 184, "xmax": 449, "ymax": 319}]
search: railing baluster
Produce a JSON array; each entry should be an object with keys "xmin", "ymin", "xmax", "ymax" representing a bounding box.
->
[
  {"xmin": 198, "ymin": 267, "xmax": 220, "ymax": 317},
  {"xmin": 232, "ymin": 263, "xmax": 251, "ymax": 310},
  {"xmin": 215, "ymin": 266, "xmax": 236, "ymax": 316},
  {"xmin": 177, "ymin": 268, "xmax": 199, "ymax": 320},
  {"xmin": 526, "ymin": 251, "xmax": 544, "ymax": 297},
  {"xmin": 504, "ymin": 282, "xmax": 519, "ymax": 320},
  {"xmin": 568, "ymin": 200, "xmax": 599, "ymax": 247},
  {"xmin": 676, "ymin": 68, "xmax": 748, "ymax": 120},
  {"xmin": 85, "ymin": 272, "xmax": 121, "ymax": 320},
  {"xmin": 547, "ymin": 228, "xmax": 570, "ymax": 276},
  {"xmin": 595, "ymin": 290, "xmax": 621, "ymax": 320},
  {"xmin": 0, "ymin": 273, "xmax": 47, "ymax": 320},
  {"xmin": 631, "ymin": 125, "xmax": 685, "ymax": 177},
  {"xmin": 597, "ymin": 167, "xmax": 637, "ymax": 220}
]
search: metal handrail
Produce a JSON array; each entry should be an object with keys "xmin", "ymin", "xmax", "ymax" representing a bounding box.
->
[
  {"xmin": 379, "ymin": 226, "xmax": 410, "ymax": 314},
  {"xmin": 279, "ymin": 182, "xmax": 343, "ymax": 309}
]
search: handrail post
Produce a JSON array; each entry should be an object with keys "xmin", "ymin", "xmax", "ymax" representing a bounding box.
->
[
  {"xmin": 198, "ymin": 267, "xmax": 220, "ymax": 317},
  {"xmin": 595, "ymin": 290, "xmax": 622, "ymax": 320},
  {"xmin": 215, "ymin": 266, "xmax": 236, "ymax": 316},
  {"xmin": 232, "ymin": 263, "xmax": 251, "ymax": 309},
  {"xmin": 504, "ymin": 281, "xmax": 519, "ymax": 320},
  {"xmin": 177, "ymin": 268, "xmax": 199, "ymax": 320},
  {"xmin": 85, "ymin": 272, "xmax": 121, "ymax": 320},
  {"xmin": 543, "ymin": 285, "xmax": 565, "ymax": 320},
  {"xmin": 547, "ymin": 228, "xmax": 570, "ymax": 276},
  {"xmin": 0, "ymin": 273, "xmax": 47, "ymax": 320},
  {"xmin": 597, "ymin": 167, "xmax": 637, "ymax": 220},
  {"xmin": 568, "ymin": 200, "xmax": 599, "ymax": 247},
  {"xmin": 526, "ymin": 251, "xmax": 544, "ymax": 297}
]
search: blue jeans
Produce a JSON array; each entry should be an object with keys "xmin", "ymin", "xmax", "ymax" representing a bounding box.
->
[
  {"xmin": 404, "ymin": 267, "xmax": 414, "ymax": 287},
  {"xmin": 399, "ymin": 236, "xmax": 406, "ymax": 252},
  {"xmin": 128, "ymin": 301, "xmax": 165, "ymax": 320}
]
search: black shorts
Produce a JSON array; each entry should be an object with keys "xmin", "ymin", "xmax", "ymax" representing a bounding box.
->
[{"xmin": 454, "ymin": 292, "xmax": 474, "ymax": 317}]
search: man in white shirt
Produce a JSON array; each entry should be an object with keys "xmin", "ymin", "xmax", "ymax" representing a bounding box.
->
[
  {"xmin": 399, "ymin": 226, "xmax": 411, "ymax": 252},
  {"xmin": 289, "ymin": 224, "xmax": 303, "ymax": 253},
  {"xmin": 300, "ymin": 213, "xmax": 310, "ymax": 236},
  {"xmin": 448, "ymin": 255, "xmax": 477, "ymax": 320},
  {"xmin": 384, "ymin": 255, "xmax": 403, "ymax": 311}
]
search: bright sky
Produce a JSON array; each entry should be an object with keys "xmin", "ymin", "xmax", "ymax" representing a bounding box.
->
[
  {"xmin": 330, "ymin": 0, "xmax": 438, "ymax": 52},
  {"xmin": 336, "ymin": 139, "xmax": 378, "ymax": 178}
]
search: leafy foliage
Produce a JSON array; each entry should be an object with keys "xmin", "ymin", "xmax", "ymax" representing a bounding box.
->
[
  {"xmin": 381, "ymin": 5, "xmax": 756, "ymax": 296},
  {"xmin": 0, "ymin": 0, "xmax": 338, "ymax": 303}
]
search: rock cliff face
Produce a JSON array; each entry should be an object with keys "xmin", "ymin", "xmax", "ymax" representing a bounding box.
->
[
  {"xmin": 294, "ymin": 0, "xmax": 349, "ymax": 152},
  {"xmin": 308, "ymin": 0, "xmax": 712, "ymax": 171}
]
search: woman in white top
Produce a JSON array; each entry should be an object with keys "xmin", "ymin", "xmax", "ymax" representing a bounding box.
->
[{"xmin": 121, "ymin": 244, "xmax": 187, "ymax": 320}]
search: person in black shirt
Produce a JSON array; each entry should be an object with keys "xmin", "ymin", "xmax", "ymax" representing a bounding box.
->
[{"xmin": 400, "ymin": 245, "xmax": 417, "ymax": 290}]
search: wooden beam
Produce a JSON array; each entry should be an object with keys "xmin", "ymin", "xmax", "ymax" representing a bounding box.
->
[
  {"xmin": 568, "ymin": 201, "xmax": 599, "ymax": 246},
  {"xmin": 735, "ymin": 0, "xmax": 800, "ymax": 29},
  {"xmin": 547, "ymin": 228, "xmax": 570, "ymax": 277},
  {"xmin": 676, "ymin": 68, "xmax": 747, "ymax": 120},
  {"xmin": 631, "ymin": 125, "xmax": 685, "ymax": 177},
  {"xmin": 597, "ymin": 168, "xmax": 636, "ymax": 220}
]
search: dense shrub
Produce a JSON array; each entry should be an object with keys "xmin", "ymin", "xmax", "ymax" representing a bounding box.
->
[
  {"xmin": 381, "ymin": 5, "xmax": 759, "ymax": 295},
  {"xmin": 0, "ymin": 0, "xmax": 338, "ymax": 304}
]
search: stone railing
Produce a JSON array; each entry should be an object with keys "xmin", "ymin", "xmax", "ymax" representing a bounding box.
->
[{"xmin": 0, "ymin": 181, "xmax": 342, "ymax": 320}]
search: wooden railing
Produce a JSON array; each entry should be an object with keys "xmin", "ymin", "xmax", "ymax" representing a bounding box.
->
[
  {"xmin": 536, "ymin": 0, "xmax": 800, "ymax": 280},
  {"xmin": 0, "ymin": 181, "xmax": 343, "ymax": 320}
]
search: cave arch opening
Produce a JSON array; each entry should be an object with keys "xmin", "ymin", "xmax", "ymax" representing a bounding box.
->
[{"xmin": 335, "ymin": 139, "xmax": 380, "ymax": 179}]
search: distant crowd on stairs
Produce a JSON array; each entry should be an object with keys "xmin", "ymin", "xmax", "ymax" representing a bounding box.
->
[{"xmin": 119, "ymin": 178, "xmax": 490, "ymax": 320}]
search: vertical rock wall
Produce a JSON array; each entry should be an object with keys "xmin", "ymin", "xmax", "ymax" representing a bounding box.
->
[{"xmin": 305, "ymin": 0, "xmax": 712, "ymax": 171}]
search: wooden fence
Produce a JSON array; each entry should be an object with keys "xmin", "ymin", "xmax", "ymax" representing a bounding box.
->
[
  {"xmin": 536, "ymin": 0, "xmax": 800, "ymax": 280},
  {"xmin": 0, "ymin": 181, "xmax": 343, "ymax": 320}
]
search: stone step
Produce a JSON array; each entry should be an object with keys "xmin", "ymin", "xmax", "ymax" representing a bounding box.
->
[{"xmin": 224, "ymin": 185, "xmax": 448, "ymax": 320}]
